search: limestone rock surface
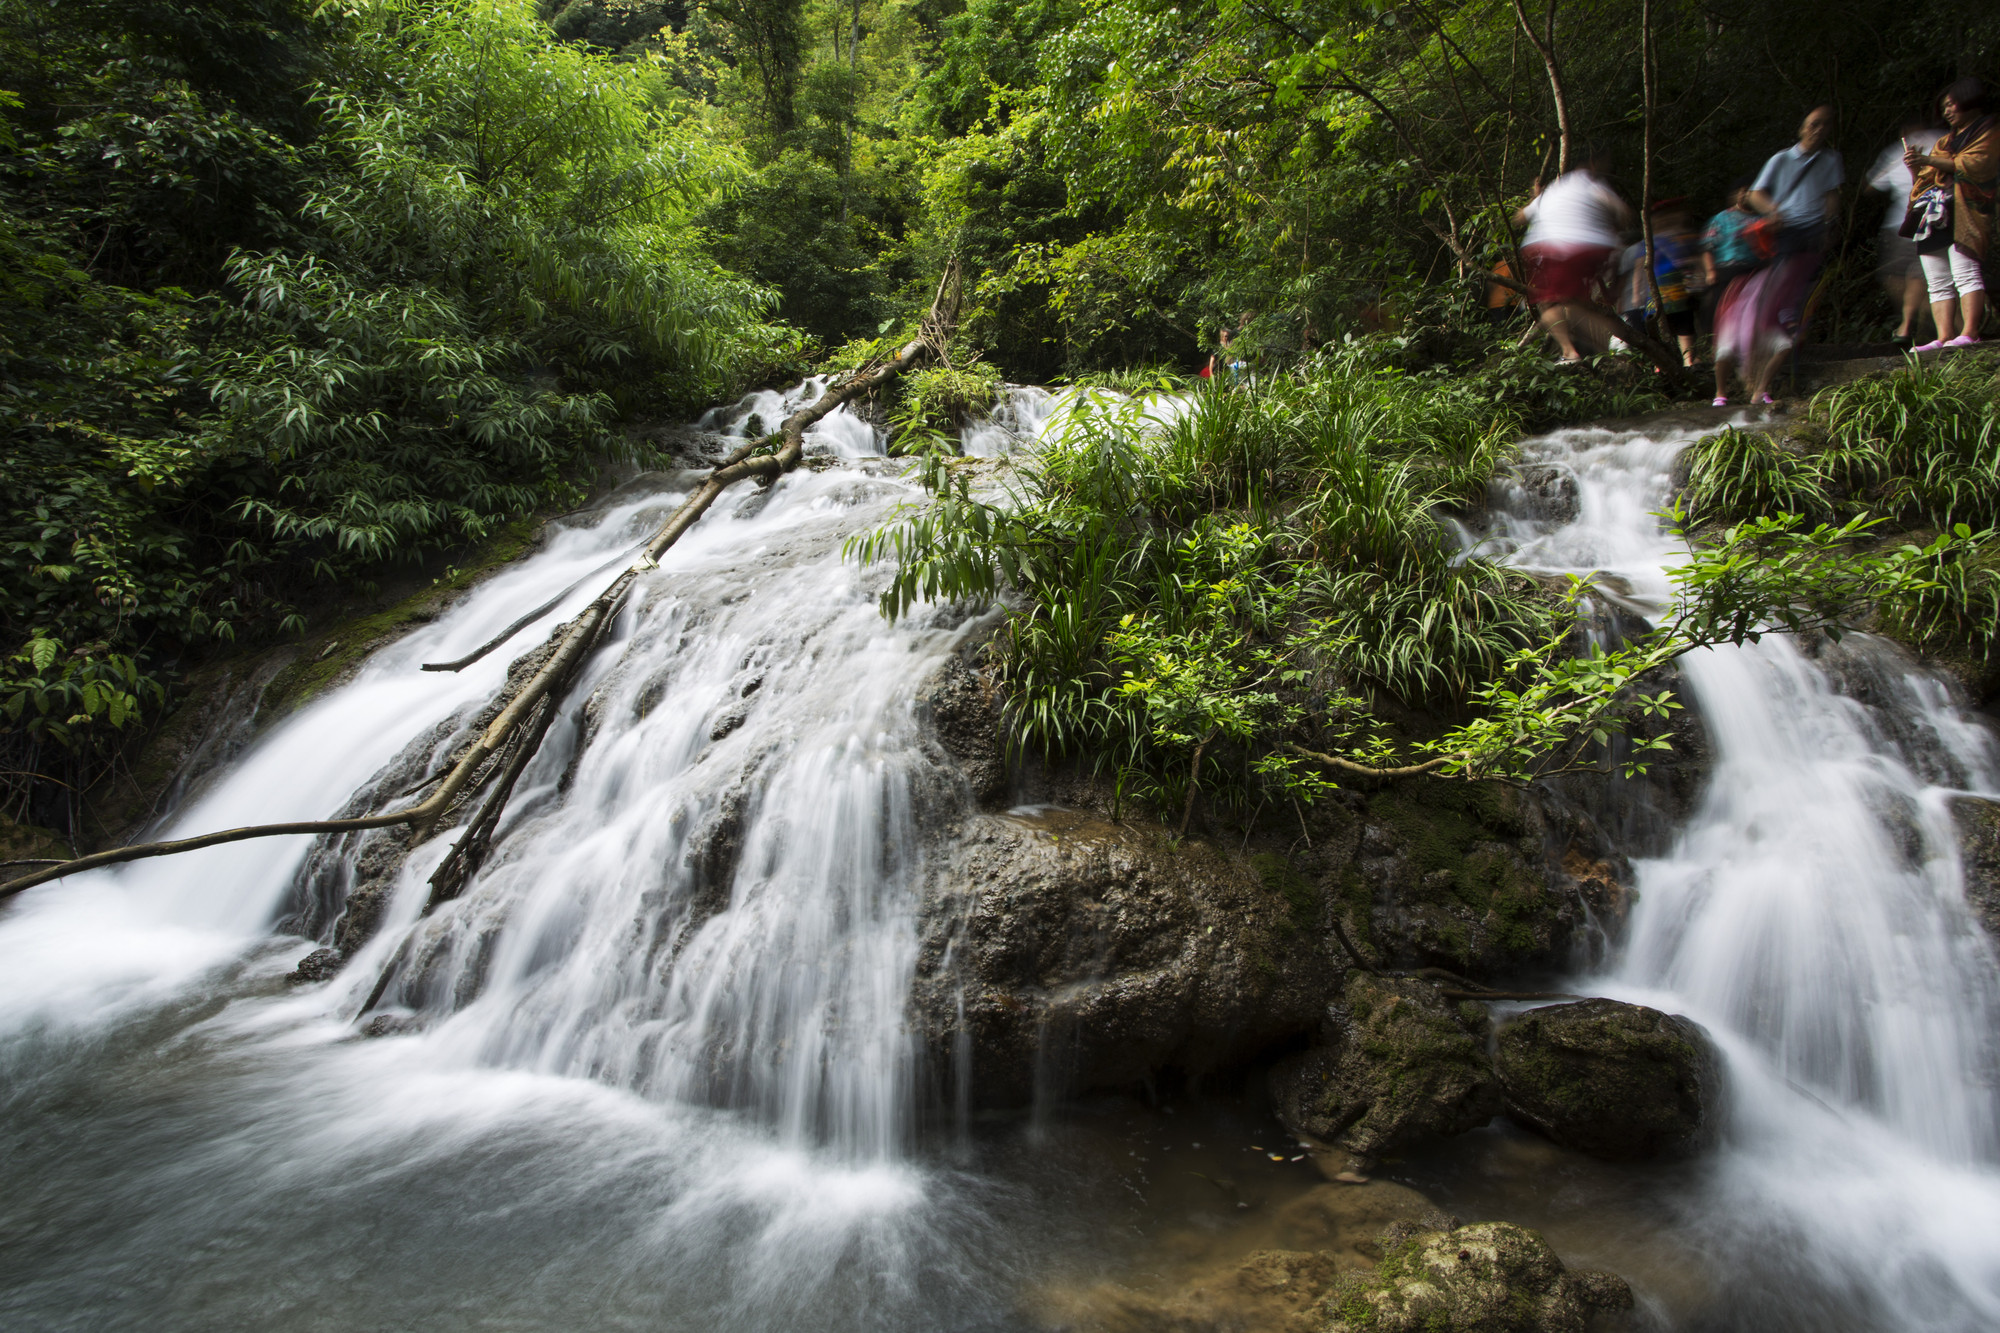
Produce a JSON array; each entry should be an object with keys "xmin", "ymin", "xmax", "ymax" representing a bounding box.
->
[
  {"xmin": 914, "ymin": 807, "xmax": 1338, "ymax": 1105},
  {"xmin": 1495, "ymin": 997, "xmax": 1721, "ymax": 1160},
  {"xmin": 1269, "ymin": 974, "xmax": 1501, "ymax": 1163},
  {"xmin": 1949, "ymin": 795, "xmax": 2000, "ymax": 943}
]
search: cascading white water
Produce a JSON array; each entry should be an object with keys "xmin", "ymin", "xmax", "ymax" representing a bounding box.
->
[
  {"xmin": 0, "ymin": 384, "xmax": 1054, "ymax": 1330},
  {"xmin": 1478, "ymin": 417, "xmax": 2000, "ymax": 1330},
  {"xmin": 12, "ymin": 386, "xmax": 2000, "ymax": 1330}
]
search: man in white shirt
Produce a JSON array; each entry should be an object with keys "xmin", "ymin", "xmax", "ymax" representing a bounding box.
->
[
  {"xmin": 1514, "ymin": 154, "xmax": 1631, "ymax": 360},
  {"xmin": 1869, "ymin": 120, "xmax": 1944, "ymax": 346}
]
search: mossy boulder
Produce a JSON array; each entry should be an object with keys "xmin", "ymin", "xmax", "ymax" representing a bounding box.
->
[
  {"xmin": 1269, "ymin": 973, "xmax": 1501, "ymax": 1164},
  {"xmin": 1495, "ymin": 998, "xmax": 1721, "ymax": 1160},
  {"xmin": 1317, "ymin": 1220, "xmax": 1632, "ymax": 1333},
  {"xmin": 1343, "ymin": 778, "xmax": 1618, "ymax": 981}
]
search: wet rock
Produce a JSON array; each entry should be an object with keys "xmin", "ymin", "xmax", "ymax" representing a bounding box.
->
[
  {"xmin": 1317, "ymin": 1220, "xmax": 1633, "ymax": 1333},
  {"xmin": 1047, "ymin": 1250, "xmax": 1347, "ymax": 1333},
  {"xmin": 1507, "ymin": 462, "xmax": 1580, "ymax": 524},
  {"xmin": 1035, "ymin": 1182, "xmax": 1453, "ymax": 1333},
  {"xmin": 1269, "ymin": 974, "xmax": 1500, "ymax": 1164},
  {"xmin": 1334, "ymin": 779, "xmax": 1619, "ymax": 982},
  {"xmin": 1495, "ymin": 998, "xmax": 1721, "ymax": 1160},
  {"xmin": 1948, "ymin": 796, "xmax": 2000, "ymax": 943},
  {"xmin": 914, "ymin": 808, "xmax": 1338, "ymax": 1105},
  {"xmin": 917, "ymin": 654, "xmax": 1009, "ymax": 805},
  {"xmin": 288, "ymin": 947, "xmax": 343, "ymax": 984}
]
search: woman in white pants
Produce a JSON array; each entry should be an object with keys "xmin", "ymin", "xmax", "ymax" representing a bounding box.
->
[{"xmin": 1906, "ymin": 78, "xmax": 1997, "ymax": 349}]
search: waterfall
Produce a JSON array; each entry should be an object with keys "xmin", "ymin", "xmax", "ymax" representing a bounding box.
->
[
  {"xmin": 10, "ymin": 388, "xmax": 2000, "ymax": 1330},
  {"xmin": 0, "ymin": 385, "xmax": 1038, "ymax": 1330},
  {"xmin": 1480, "ymin": 418, "xmax": 2000, "ymax": 1330}
]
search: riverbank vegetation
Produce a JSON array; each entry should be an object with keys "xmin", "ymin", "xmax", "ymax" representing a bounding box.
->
[
  {"xmin": 1684, "ymin": 352, "xmax": 2000, "ymax": 669},
  {"xmin": 1, "ymin": 0, "xmax": 782, "ymax": 824},
  {"xmin": 3, "ymin": 0, "xmax": 1995, "ymax": 836},
  {"xmin": 853, "ymin": 354, "xmax": 1965, "ymax": 825}
]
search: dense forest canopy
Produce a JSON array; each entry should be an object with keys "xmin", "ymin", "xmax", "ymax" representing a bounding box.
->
[{"xmin": 1, "ymin": 0, "xmax": 1995, "ymax": 830}]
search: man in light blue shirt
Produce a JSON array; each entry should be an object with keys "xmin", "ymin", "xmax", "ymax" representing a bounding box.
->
[
  {"xmin": 1750, "ymin": 105, "xmax": 1845, "ymax": 240},
  {"xmin": 1734, "ymin": 105, "xmax": 1844, "ymax": 408}
]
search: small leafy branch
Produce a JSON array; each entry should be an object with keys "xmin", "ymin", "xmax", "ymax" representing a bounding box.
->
[{"xmin": 1, "ymin": 636, "xmax": 165, "ymax": 754}]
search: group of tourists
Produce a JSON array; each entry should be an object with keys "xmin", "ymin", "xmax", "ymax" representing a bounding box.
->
[{"xmin": 1514, "ymin": 77, "xmax": 1998, "ymax": 407}]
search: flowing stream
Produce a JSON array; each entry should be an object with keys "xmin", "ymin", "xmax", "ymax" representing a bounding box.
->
[
  {"xmin": 4, "ymin": 393, "xmax": 2000, "ymax": 1330},
  {"xmin": 1472, "ymin": 415, "xmax": 2000, "ymax": 1329}
]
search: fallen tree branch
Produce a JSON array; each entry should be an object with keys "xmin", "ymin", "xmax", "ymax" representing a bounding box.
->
[
  {"xmin": 1285, "ymin": 742, "xmax": 1464, "ymax": 780},
  {"xmin": 420, "ymin": 539, "xmax": 645, "ymax": 673},
  {"xmin": 1, "ymin": 331, "xmax": 942, "ymax": 904}
]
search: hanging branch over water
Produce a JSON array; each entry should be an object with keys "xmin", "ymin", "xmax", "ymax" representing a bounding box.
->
[{"xmin": 0, "ymin": 272, "xmax": 960, "ymax": 904}]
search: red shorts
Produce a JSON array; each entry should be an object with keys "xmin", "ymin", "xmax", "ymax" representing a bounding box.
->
[{"xmin": 1523, "ymin": 243, "xmax": 1614, "ymax": 305}]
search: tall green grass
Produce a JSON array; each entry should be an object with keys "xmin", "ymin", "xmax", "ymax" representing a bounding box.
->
[
  {"xmin": 1680, "ymin": 354, "xmax": 2000, "ymax": 662},
  {"xmin": 851, "ymin": 355, "xmax": 1555, "ymax": 817}
]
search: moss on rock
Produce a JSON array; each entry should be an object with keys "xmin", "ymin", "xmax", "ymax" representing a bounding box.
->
[
  {"xmin": 1317, "ymin": 1220, "xmax": 1632, "ymax": 1333},
  {"xmin": 1347, "ymin": 777, "xmax": 1593, "ymax": 979},
  {"xmin": 1495, "ymin": 998, "xmax": 1721, "ymax": 1160},
  {"xmin": 1269, "ymin": 973, "xmax": 1500, "ymax": 1164},
  {"xmin": 1948, "ymin": 796, "xmax": 2000, "ymax": 943},
  {"xmin": 259, "ymin": 516, "xmax": 542, "ymax": 721}
]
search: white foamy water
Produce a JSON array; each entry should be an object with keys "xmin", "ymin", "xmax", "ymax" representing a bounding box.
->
[
  {"xmin": 0, "ymin": 387, "xmax": 1045, "ymax": 1331},
  {"xmin": 1480, "ymin": 416, "xmax": 2000, "ymax": 1330},
  {"xmin": 12, "ymin": 388, "xmax": 2000, "ymax": 1331}
]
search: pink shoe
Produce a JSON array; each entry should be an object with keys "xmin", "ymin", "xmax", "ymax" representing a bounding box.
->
[
  {"xmin": 1945, "ymin": 334, "xmax": 1984, "ymax": 347},
  {"xmin": 1757, "ymin": 393, "xmax": 1776, "ymax": 406},
  {"xmin": 1913, "ymin": 339, "xmax": 1948, "ymax": 352},
  {"xmin": 1711, "ymin": 396, "xmax": 1730, "ymax": 407}
]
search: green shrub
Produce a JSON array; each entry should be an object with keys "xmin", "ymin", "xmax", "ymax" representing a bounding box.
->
[
  {"xmin": 849, "ymin": 358, "xmax": 1556, "ymax": 820},
  {"xmin": 1681, "ymin": 427, "xmax": 1833, "ymax": 527}
]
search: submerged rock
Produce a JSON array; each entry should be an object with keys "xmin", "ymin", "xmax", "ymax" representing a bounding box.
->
[
  {"xmin": 1317, "ymin": 1220, "xmax": 1632, "ymax": 1333},
  {"xmin": 1495, "ymin": 998, "xmax": 1721, "ymax": 1160},
  {"xmin": 1269, "ymin": 974, "xmax": 1501, "ymax": 1164},
  {"xmin": 1035, "ymin": 1181, "xmax": 1455, "ymax": 1333},
  {"xmin": 913, "ymin": 807, "xmax": 1338, "ymax": 1105}
]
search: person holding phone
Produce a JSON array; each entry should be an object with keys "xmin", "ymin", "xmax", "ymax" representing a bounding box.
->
[{"xmin": 1904, "ymin": 78, "xmax": 1998, "ymax": 349}]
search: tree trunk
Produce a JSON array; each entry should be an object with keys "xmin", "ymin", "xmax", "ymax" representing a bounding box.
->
[{"xmin": 1510, "ymin": 0, "xmax": 1572, "ymax": 175}]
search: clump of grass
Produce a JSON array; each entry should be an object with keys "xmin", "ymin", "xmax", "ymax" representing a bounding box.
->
[
  {"xmin": 1059, "ymin": 365, "xmax": 1193, "ymax": 395},
  {"xmin": 1681, "ymin": 426, "xmax": 1833, "ymax": 526},
  {"xmin": 1677, "ymin": 355, "xmax": 2000, "ymax": 665},
  {"xmin": 1812, "ymin": 355, "xmax": 2000, "ymax": 529},
  {"xmin": 849, "ymin": 355, "xmax": 1555, "ymax": 820}
]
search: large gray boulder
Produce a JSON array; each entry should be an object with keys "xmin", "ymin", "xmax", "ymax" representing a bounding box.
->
[
  {"xmin": 913, "ymin": 807, "xmax": 1338, "ymax": 1105},
  {"xmin": 1316, "ymin": 1220, "xmax": 1633, "ymax": 1333},
  {"xmin": 1269, "ymin": 973, "xmax": 1501, "ymax": 1164},
  {"xmin": 1495, "ymin": 998, "xmax": 1722, "ymax": 1160},
  {"xmin": 1329, "ymin": 778, "xmax": 1632, "ymax": 982}
]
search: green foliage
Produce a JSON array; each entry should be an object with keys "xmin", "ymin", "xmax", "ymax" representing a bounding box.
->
[
  {"xmin": 1, "ymin": 635, "xmax": 164, "ymax": 752},
  {"xmin": 1675, "ymin": 357, "xmax": 2000, "ymax": 666},
  {"xmin": 1437, "ymin": 513, "xmax": 1968, "ymax": 782},
  {"xmin": 1811, "ymin": 355, "xmax": 2000, "ymax": 530},
  {"xmin": 1683, "ymin": 427, "xmax": 1834, "ymax": 527},
  {"xmin": 849, "ymin": 357, "xmax": 1558, "ymax": 818},
  {"xmin": 0, "ymin": 0, "xmax": 784, "ymax": 825},
  {"xmin": 852, "ymin": 355, "xmax": 1976, "ymax": 820},
  {"xmin": 890, "ymin": 360, "xmax": 1001, "ymax": 449}
]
